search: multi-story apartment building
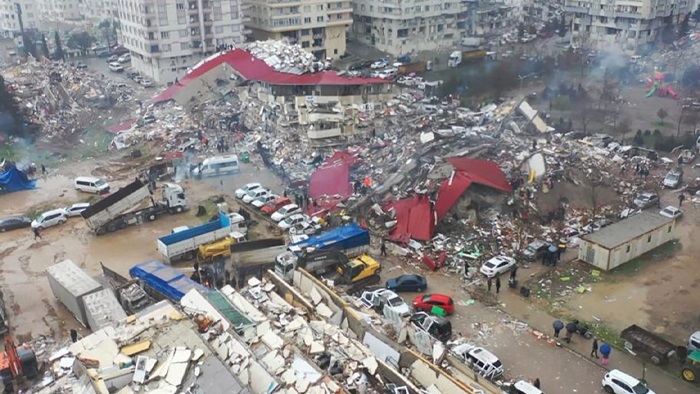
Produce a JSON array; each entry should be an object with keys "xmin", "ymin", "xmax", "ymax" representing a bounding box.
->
[
  {"xmin": 244, "ymin": 0, "xmax": 352, "ymax": 59},
  {"xmin": 351, "ymin": 0, "xmax": 469, "ymax": 56},
  {"xmin": 117, "ymin": 0, "xmax": 246, "ymax": 85},
  {"xmin": 84, "ymin": 0, "xmax": 120, "ymax": 23},
  {"xmin": 0, "ymin": 0, "xmax": 39, "ymax": 37},
  {"xmin": 565, "ymin": 0, "xmax": 692, "ymax": 53}
]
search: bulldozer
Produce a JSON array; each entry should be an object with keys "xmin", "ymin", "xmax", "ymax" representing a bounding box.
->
[
  {"xmin": 196, "ymin": 232, "xmax": 246, "ymax": 263},
  {"xmin": 334, "ymin": 254, "xmax": 382, "ymax": 295}
]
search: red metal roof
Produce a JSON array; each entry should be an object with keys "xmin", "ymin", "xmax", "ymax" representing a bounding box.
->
[
  {"xmin": 385, "ymin": 194, "xmax": 436, "ymax": 242},
  {"xmin": 151, "ymin": 49, "xmax": 388, "ymax": 103},
  {"xmin": 105, "ymin": 119, "xmax": 135, "ymax": 134},
  {"xmin": 309, "ymin": 162, "xmax": 353, "ymax": 200},
  {"xmin": 434, "ymin": 172, "xmax": 473, "ymax": 221}
]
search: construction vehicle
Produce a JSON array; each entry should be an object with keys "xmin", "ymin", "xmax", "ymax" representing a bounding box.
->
[
  {"xmin": 81, "ymin": 178, "xmax": 189, "ymax": 235},
  {"xmin": 331, "ymin": 254, "xmax": 382, "ymax": 295},
  {"xmin": 230, "ymin": 239, "xmax": 287, "ymax": 288},
  {"xmin": 0, "ymin": 338, "xmax": 39, "ymax": 393},
  {"xmin": 157, "ymin": 211, "xmax": 247, "ymax": 263},
  {"xmin": 397, "ymin": 61, "xmax": 432, "ymax": 74},
  {"xmin": 196, "ymin": 231, "xmax": 247, "ymax": 263},
  {"xmin": 275, "ymin": 249, "xmax": 348, "ymax": 281},
  {"xmin": 0, "ymin": 288, "xmax": 8, "ymax": 337},
  {"xmin": 447, "ymin": 49, "xmax": 487, "ymax": 67},
  {"xmin": 100, "ymin": 262, "xmax": 154, "ymax": 314},
  {"xmin": 682, "ymin": 349, "xmax": 700, "ymax": 382}
]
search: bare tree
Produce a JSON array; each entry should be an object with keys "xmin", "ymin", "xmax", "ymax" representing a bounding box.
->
[
  {"xmin": 614, "ymin": 117, "xmax": 633, "ymax": 141},
  {"xmin": 574, "ymin": 87, "xmax": 594, "ymax": 133}
]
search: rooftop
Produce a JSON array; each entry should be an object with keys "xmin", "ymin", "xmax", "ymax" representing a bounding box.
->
[{"xmin": 581, "ymin": 212, "xmax": 674, "ymax": 249}]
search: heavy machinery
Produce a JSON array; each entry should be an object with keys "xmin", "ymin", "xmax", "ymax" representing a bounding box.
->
[
  {"xmin": 333, "ymin": 254, "xmax": 382, "ymax": 295},
  {"xmin": 196, "ymin": 232, "xmax": 247, "ymax": 263},
  {"xmin": 275, "ymin": 249, "xmax": 348, "ymax": 281},
  {"xmin": 0, "ymin": 338, "xmax": 39, "ymax": 393}
]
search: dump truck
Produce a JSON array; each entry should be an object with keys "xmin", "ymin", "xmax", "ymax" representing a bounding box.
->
[
  {"xmin": 447, "ymin": 49, "xmax": 487, "ymax": 67},
  {"xmin": 230, "ymin": 238, "xmax": 287, "ymax": 288},
  {"xmin": 81, "ymin": 179, "xmax": 189, "ymax": 235},
  {"xmin": 275, "ymin": 249, "xmax": 348, "ymax": 281},
  {"xmin": 157, "ymin": 212, "xmax": 245, "ymax": 263},
  {"xmin": 288, "ymin": 223, "xmax": 370, "ymax": 255},
  {"xmin": 397, "ymin": 61, "xmax": 432, "ymax": 74},
  {"xmin": 129, "ymin": 260, "xmax": 209, "ymax": 302}
]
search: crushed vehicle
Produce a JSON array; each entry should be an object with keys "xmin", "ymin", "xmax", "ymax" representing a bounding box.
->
[
  {"xmin": 357, "ymin": 288, "xmax": 411, "ymax": 317},
  {"xmin": 633, "ymin": 192, "xmax": 660, "ymax": 209},
  {"xmin": 451, "ymin": 343, "xmax": 504, "ymax": 379},
  {"xmin": 409, "ymin": 311, "xmax": 452, "ymax": 342}
]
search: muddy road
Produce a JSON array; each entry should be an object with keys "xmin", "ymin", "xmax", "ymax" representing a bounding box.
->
[{"xmin": 0, "ymin": 160, "xmax": 285, "ymax": 341}]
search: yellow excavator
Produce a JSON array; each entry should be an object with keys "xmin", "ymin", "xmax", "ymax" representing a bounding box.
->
[
  {"xmin": 196, "ymin": 232, "xmax": 247, "ymax": 263},
  {"xmin": 335, "ymin": 254, "xmax": 382, "ymax": 294}
]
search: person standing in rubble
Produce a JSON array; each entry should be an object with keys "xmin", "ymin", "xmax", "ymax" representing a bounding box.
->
[
  {"xmin": 495, "ymin": 276, "xmax": 501, "ymax": 293},
  {"xmin": 33, "ymin": 226, "xmax": 42, "ymax": 240},
  {"xmin": 380, "ymin": 241, "xmax": 387, "ymax": 256},
  {"xmin": 679, "ymin": 193, "xmax": 686, "ymax": 207},
  {"xmin": 487, "ymin": 277, "xmax": 493, "ymax": 292}
]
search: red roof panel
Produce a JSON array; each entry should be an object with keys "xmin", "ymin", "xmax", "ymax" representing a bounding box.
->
[
  {"xmin": 446, "ymin": 158, "xmax": 512, "ymax": 193},
  {"xmin": 309, "ymin": 162, "xmax": 353, "ymax": 200}
]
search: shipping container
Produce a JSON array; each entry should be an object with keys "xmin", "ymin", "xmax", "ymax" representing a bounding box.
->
[
  {"xmin": 45, "ymin": 260, "xmax": 103, "ymax": 326},
  {"xmin": 83, "ymin": 289, "xmax": 128, "ymax": 331}
]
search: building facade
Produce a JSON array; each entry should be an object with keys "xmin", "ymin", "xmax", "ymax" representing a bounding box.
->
[
  {"xmin": 578, "ymin": 212, "xmax": 676, "ymax": 271},
  {"xmin": 351, "ymin": 0, "xmax": 469, "ymax": 56},
  {"xmin": 565, "ymin": 0, "xmax": 692, "ymax": 53},
  {"xmin": 0, "ymin": 0, "xmax": 39, "ymax": 37},
  {"xmin": 84, "ymin": 0, "xmax": 120, "ymax": 23},
  {"xmin": 244, "ymin": 0, "xmax": 352, "ymax": 59},
  {"xmin": 117, "ymin": 0, "xmax": 246, "ymax": 84}
]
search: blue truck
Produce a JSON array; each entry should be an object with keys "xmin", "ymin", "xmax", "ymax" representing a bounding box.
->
[
  {"xmin": 156, "ymin": 212, "xmax": 247, "ymax": 263},
  {"xmin": 275, "ymin": 224, "xmax": 371, "ymax": 279},
  {"xmin": 129, "ymin": 260, "xmax": 209, "ymax": 302}
]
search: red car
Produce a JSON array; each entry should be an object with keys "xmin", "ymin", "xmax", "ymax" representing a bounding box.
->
[
  {"xmin": 261, "ymin": 197, "xmax": 291, "ymax": 215},
  {"xmin": 412, "ymin": 293, "xmax": 454, "ymax": 315}
]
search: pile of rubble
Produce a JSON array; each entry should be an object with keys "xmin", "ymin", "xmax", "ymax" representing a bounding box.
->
[{"xmin": 248, "ymin": 40, "xmax": 331, "ymax": 74}]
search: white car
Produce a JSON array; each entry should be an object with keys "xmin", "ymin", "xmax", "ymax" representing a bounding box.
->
[
  {"xmin": 235, "ymin": 183, "xmax": 262, "ymax": 199},
  {"xmin": 62, "ymin": 202, "xmax": 90, "ymax": 217},
  {"xmin": 117, "ymin": 53, "xmax": 131, "ymax": 63},
  {"xmin": 358, "ymin": 289, "xmax": 411, "ymax": 317},
  {"xmin": 451, "ymin": 343, "xmax": 504, "ymax": 378},
  {"xmin": 602, "ymin": 369, "xmax": 655, "ymax": 394},
  {"xmin": 288, "ymin": 220, "xmax": 321, "ymax": 236},
  {"xmin": 659, "ymin": 205, "xmax": 682, "ymax": 219},
  {"xmin": 251, "ymin": 194, "xmax": 278, "ymax": 209},
  {"xmin": 31, "ymin": 209, "xmax": 67, "ymax": 230},
  {"xmin": 278, "ymin": 214, "xmax": 308, "ymax": 231},
  {"xmin": 370, "ymin": 60, "xmax": 388, "ymax": 69},
  {"xmin": 271, "ymin": 204, "xmax": 301, "ymax": 222},
  {"xmin": 242, "ymin": 188, "xmax": 271, "ymax": 204},
  {"xmin": 480, "ymin": 255, "xmax": 516, "ymax": 277},
  {"xmin": 140, "ymin": 79, "xmax": 155, "ymax": 87}
]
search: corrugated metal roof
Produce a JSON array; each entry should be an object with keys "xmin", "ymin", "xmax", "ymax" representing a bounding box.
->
[
  {"xmin": 206, "ymin": 291, "xmax": 253, "ymax": 329},
  {"xmin": 581, "ymin": 212, "xmax": 674, "ymax": 249}
]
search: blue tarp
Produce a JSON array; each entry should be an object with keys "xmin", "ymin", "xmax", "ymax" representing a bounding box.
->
[
  {"xmin": 129, "ymin": 260, "xmax": 209, "ymax": 301},
  {"xmin": 0, "ymin": 165, "xmax": 36, "ymax": 192}
]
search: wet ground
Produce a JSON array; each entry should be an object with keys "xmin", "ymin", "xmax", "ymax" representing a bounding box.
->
[{"xmin": 0, "ymin": 159, "xmax": 284, "ymax": 341}]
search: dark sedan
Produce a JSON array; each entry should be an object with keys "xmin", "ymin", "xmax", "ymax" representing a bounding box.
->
[
  {"xmin": 0, "ymin": 216, "xmax": 32, "ymax": 232},
  {"xmin": 386, "ymin": 274, "xmax": 427, "ymax": 292}
]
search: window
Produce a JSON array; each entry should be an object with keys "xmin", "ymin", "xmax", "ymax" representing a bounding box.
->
[
  {"xmin": 626, "ymin": 245, "xmax": 630, "ymax": 253},
  {"xmin": 176, "ymin": 3, "xmax": 185, "ymax": 10},
  {"xmin": 334, "ymin": 49, "xmax": 338, "ymax": 54},
  {"xmin": 647, "ymin": 235, "xmax": 651, "ymax": 243},
  {"xmin": 668, "ymin": 226, "xmax": 672, "ymax": 233},
  {"xmin": 304, "ymin": 17, "xmax": 311, "ymax": 23},
  {"xmin": 160, "ymin": 31, "xmax": 170, "ymax": 39},
  {"xmin": 160, "ymin": 16, "xmax": 168, "ymax": 26},
  {"xmin": 214, "ymin": 6, "xmax": 222, "ymax": 20},
  {"xmin": 161, "ymin": 44, "xmax": 171, "ymax": 52},
  {"xmin": 179, "ymin": 29, "xmax": 188, "ymax": 37},
  {"xmin": 301, "ymin": 29, "xmax": 310, "ymax": 35},
  {"xmin": 180, "ymin": 42, "xmax": 189, "ymax": 50},
  {"xmin": 317, "ymin": 16, "xmax": 324, "ymax": 22},
  {"xmin": 157, "ymin": 5, "xmax": 166, "ymax": 14},
  {"xmin": 301, "ymin": 41, "xmax": 309, "ymax": 48},
  {"xmin": 215, "ymin": 26, "xmax": 223, "ymax": 33}
]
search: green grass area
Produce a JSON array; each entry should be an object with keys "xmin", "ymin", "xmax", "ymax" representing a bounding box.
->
[
  {"xmin": 607, "ymin": 240, "xmax": 681, "ymax": 278},
  {"xmin": 651, "ymin": 120, "xmax": 674, "ymax": 129}
]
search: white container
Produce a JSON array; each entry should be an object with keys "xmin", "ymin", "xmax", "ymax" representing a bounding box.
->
[
  {"xmin": 83, "ymin": 289, "xmax": 128, "ymax": 331},
  {"xmin": 46, "ymin": 260, "xmax": 103, "ymax": 326}
]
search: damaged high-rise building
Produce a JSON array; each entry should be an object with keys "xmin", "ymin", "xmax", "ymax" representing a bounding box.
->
[
  {"xmin": 350, "ymin": 0, "xmax": 469, "ymax": 56},
  {"xmin": 565, "ymin": 0, "xmax": 692, "ymax": 53}
]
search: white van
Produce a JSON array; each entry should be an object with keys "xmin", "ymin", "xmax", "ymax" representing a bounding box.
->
[
  {"xmin": 109, "ymin": 62, "xmax": 124, "ymax": 72},
  {"xmin": 193, "ymin": 155, "xmax": 240, "ymax": 178},
  {"xmin": 74, "ymin": 177, "xmax": 110, "ymax": 194}
]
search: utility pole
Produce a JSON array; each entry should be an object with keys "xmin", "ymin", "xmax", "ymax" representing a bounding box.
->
[{"xmin": 15, "ymin": 3, "xmax": 25, "ymax": 48}]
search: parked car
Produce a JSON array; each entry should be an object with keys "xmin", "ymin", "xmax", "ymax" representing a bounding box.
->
[
  {"xmin": 140, "ymin": 79, "xmax": 155, "ymax": 87},
  {"xmin": 663, "ymin": 168, "xmax": 682, "ymax": 189},
  {"xmin": 31, "ymin": 209, "xmax": 67, "ymax": 230},
  {"xmin": 659, "ymin": 206, "xmax": 683, "ymax": 219},
  {"xmin": 633, "ymin": 192, "xmax": 660, "ymax": 209},
  {"xmin": 271, "ymin": 204, "xmax": 301, "ymax": 222},
  {"xmin": 358, "ymin": 289, "xmax": 411, "ymax": 317},
  {"xmin": 508, "ymin": 380, "xmax": 543, "ymax": 394},
  {"xmin": 112, "ymin": 46, "xmax": 129, "ymax": 55},
  {"xmin": 386, "ymin": 274, "xmax": 427, "ymax": 292},
  {"xmin": 451, "ymin": 344, "xmax": 504, "ymax": 379},
  {"xmin": 108, "ymin": 62, "xmax": 124, "ymax": 72},
  {"xmin": 62, "ymin": 202, "xmax": 91, "ymax": 217},
  {"xmin": 261, "ymin": 197, "xmax": 291, "ymax": 215},
  {"xmin": 412, "ymin": 293, "xmax": 454, "ymax": 315},
  {"xmin": 278, "ymin": 213, "xmax": 308, "ymax": 230},
  {"xmin": 126, "ymin": 71, "xmax": 140, "ymax": 79},
  {"xmin": 370, "ymin": 59, "xmax": 388, "ymax": 69},
  {"xmin": 602, "ymin": 369, "xmax": 655, "ymax": 394},
  {"xmin": 117, "ymin": 53, "xmax": 131, "ymax": 63},
  {"xmin": 106, "ymin": 55, "xmax": 118, "ymax": 62},
  {"xmin": 410, "ymin": 312, "xmax": 452, "ymax": 342},
  {"xmin": 251, "ymin": 194, "xmax": 278, "ymax": 209},
  {"xmin": 97, "ymin": 50, "xmax": 113, "ymax": 58},
  {"xmin": 583, "ymin": 218, "xmax": 612, "ymax": 233},
  {"xmin": 480, "ymin": 255, "xmax": 516, "ymax": 277},
  {"xmin": 288, "ymin": 220, "xmax": 321, "ymax": 236},
  {"xmin": 521, "ymin": 240, "xmax": 548, "ymax": 261},
  {"xmin": 75, "ymin": 62, "xmax": 88, "ymax": 70},
  {"xmin": 0, "ymin": 216, "xmax": 31, "ymax": 232},
  {"xmin": 235, "ymin": 183, "xmax": 262, "ymax": 199},
  {"xmin": 242, "ymin": 188, "xmax": 271, "ymax": 204}
]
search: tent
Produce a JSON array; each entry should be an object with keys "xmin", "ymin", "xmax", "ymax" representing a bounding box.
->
[{"xmin": 0, "ymin": 165, "xmax": 36, "ymax": 192}]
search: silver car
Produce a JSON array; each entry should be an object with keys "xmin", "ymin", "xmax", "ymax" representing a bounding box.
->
[{"xmin": 62, "ymin": 202, "xmax": 91, "ymax": 217}]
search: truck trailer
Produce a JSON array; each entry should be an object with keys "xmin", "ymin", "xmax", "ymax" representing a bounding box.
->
[
  {"xmin": 81, "ymin": 179, "xmax": 189, "ymax": 235},
  {"xmin": 230, "ymin": 238, "xmax": 287, "ymax": 288},
  {"xmin": 157, "ymin": 212, "xmax": 244, "ymax": 263},
  {"xmin": 397, "ymin": 61, "xmax": 432, "ymax": 74},
  {"xmin": 129, "ymin": 260, "xmax": 209, "ymax": 302},
  {"xmin": 447, "ymin": 49, "xmax": 487, "ymax": 67}
]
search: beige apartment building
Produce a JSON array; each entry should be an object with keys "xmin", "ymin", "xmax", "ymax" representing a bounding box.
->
[
  {"xmin": 0, "ymin": 0, "xmax": 39, "ymax": 36},
  {"xmin": 565, "ymin": 0, "xmax": 692, "ymax": 53},
  {"xmin": 244, "ymin": 0, "xmax": 352, "ymax": 59},
  {"xmin": 351, "ymin": 0, "xmax": 468, "ymax": 56},
  {"xmin": 117, "ymin": 0, "xmax": 246, "ymax": 84}
]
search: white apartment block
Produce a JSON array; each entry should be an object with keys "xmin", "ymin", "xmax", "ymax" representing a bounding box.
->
[
  {"xmin": 351, "ymin": 0, "xmax": 469, "ymax": 56},
  {"xmin": 117, "ymin": 0, "xmax": 246, "ymax": 85},
  {"xmin": 244, "ymin": 0, "xmax": 352, "ymax": 59},
  {"xmin": 565, "ymin": 0, "xmax": 692, "ymax": 53},
  {"xmin": 84, "ymin": 0, "xmax": 120, "ymax": 23},
  {"xmin": 0, "ymin": 0, "xmax": 39, "ymax": 36}
]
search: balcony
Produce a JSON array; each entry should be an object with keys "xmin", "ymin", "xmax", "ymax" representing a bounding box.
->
[
  {"xmin": 308, "ymin": 127, "xmax": 342, "ymax": 139},
  {"xmin": 308, "ymin": 111, "xmax": 343, "ymax": 122}
]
